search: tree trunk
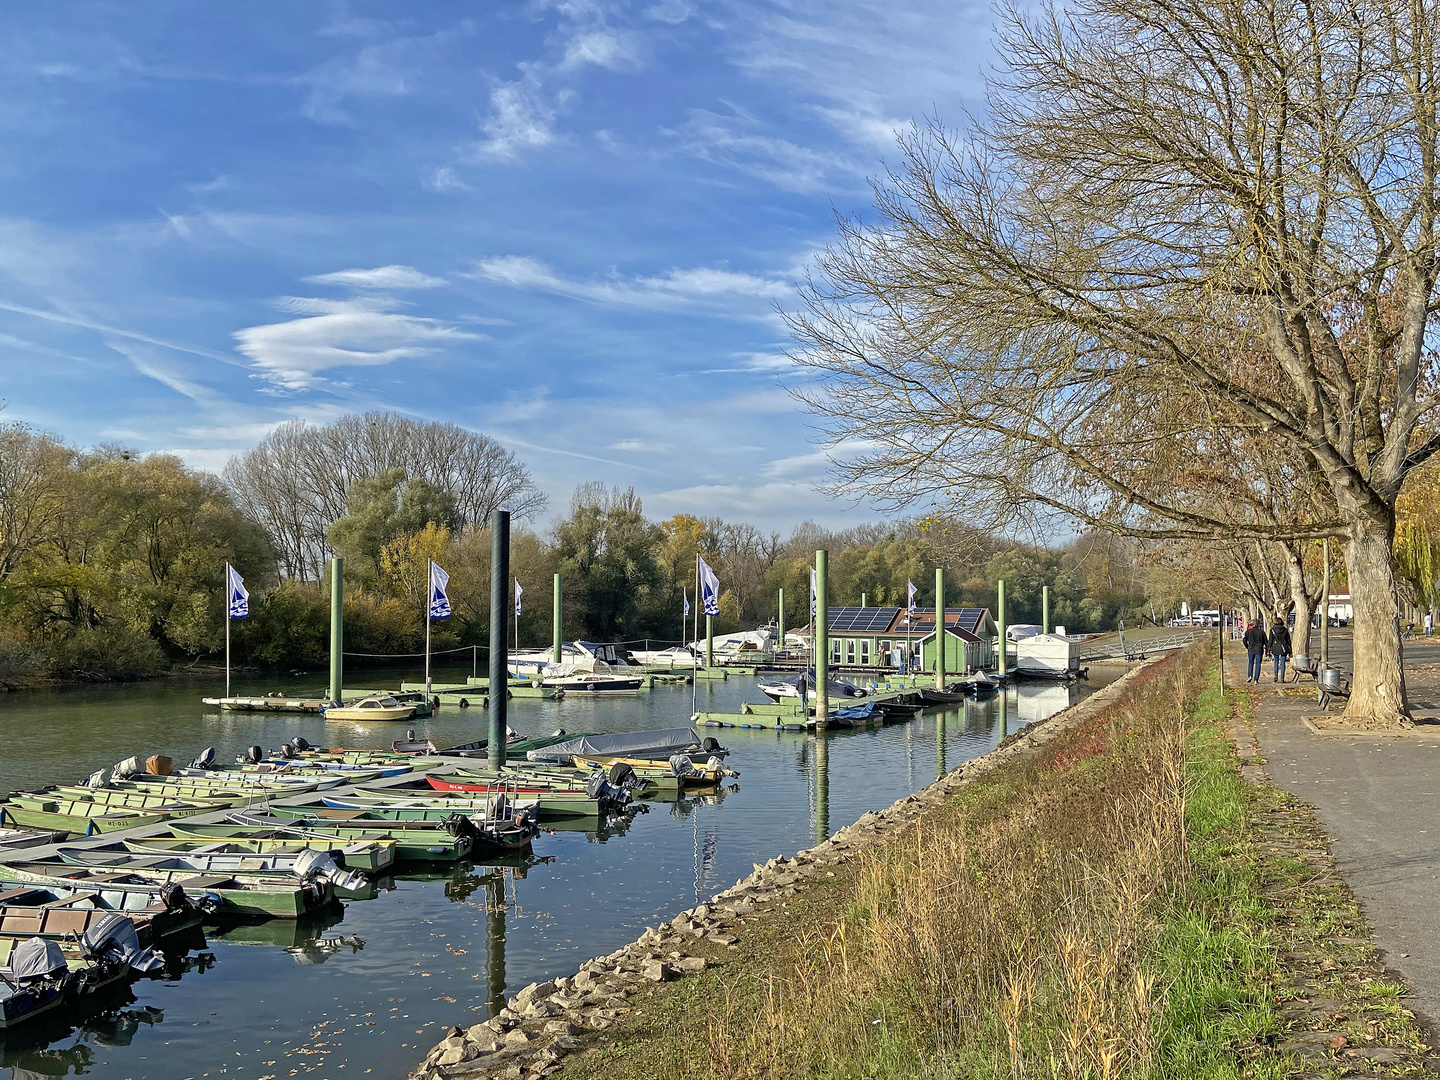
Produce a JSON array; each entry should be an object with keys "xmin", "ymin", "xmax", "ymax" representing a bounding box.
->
[
  {"xmin": 1341, "ymin": 508, "xmax": 1411, "ymax": 728},
  {"xmin": 1284, "ymin": 546, "xmax": 1315, "ymax": 659}
]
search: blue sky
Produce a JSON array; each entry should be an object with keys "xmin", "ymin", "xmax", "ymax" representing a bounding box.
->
[{"xmin": 0, "ymin": 1, "xmax": 998, "ymax": 530}]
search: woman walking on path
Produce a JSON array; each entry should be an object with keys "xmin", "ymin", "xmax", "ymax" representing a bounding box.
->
[
  {"xmin": 1268, "ymin": 617, "xmax": 1292, "ymax": 683},
  {"xmin": 1243, "ymin": 619, "xmax": 1267, "ymax": 683}
]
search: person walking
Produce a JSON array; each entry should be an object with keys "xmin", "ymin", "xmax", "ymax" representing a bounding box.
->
[
  {"xmin": 1242, "ymin": 619, "xmax": 1267, "ymax": 683},
  {"xmin": 1268, "ymin": 616, "xmax": 1292, "ymax": 683}
]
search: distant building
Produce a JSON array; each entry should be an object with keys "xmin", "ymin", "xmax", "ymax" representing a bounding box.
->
[
  {"xmin": 1326, "ymin": 594, "xmax": 1353, "ymax": 622},
  {"xmin": 823, "ymin": 606, "xmax": 998, "ymax": 672}
]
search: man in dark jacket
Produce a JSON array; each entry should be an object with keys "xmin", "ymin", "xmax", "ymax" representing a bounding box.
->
[
  {"xmin": 1242, "ymin": 619, "xmax": 1267, "ymax": 683},
  {"xmin": 1268, "ymin": 617, "xmax": 1292, "ymax": 683}
]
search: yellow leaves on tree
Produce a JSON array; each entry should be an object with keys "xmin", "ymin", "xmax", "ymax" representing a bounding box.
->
[{"xmin": 379, "ymin": 523, "xmax": 452, "ymax": 609}]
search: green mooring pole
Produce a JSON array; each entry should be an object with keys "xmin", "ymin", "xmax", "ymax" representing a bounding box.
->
[
  {"xmin": 705, "ymin": 615, "xmax": 714, "ymax": 668},
  {"xmin": 778, "ymin": 587, "xmax": 785, "ymax": 644},
  {"xmin": 1042, "ymin": 585, "xmax": 1051, "ymax": 635},
  {"xmin": 488, "ymin": 511, "xmax": 510, "ymax": 772},
  {"xmin": 934, "ymin": 566, "xmax": 946, "ymax": 691},
  {"xmin": 552, "ymin": 573, "xmax": 563, "ymax": 665},
  {"xmin": 816, "ymin": 549, "xmax": 830, "ymax": 728},
  {"xmin": 997, "ymin": 578, "xmax": 1007, "ymax": 679},
  {"xmin": 328, "ymin": 557, "xmax": 343, "ymax": 703}
]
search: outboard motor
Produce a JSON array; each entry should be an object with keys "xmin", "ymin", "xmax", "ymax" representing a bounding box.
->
[
  {"xmin": 439, "ymin": 814, "xmax": 477, "ymax": 859},
  {"xmin": 280, "ymin": 741, "xmax": 298, "ymax": 760},
  {"xmin": 161, "ymin": 881, "xmax": 221, "ymax": 916},
  {"xmin": 79, "ymin": 912, "xmax": 166, "ymax": 976},
  {"xmin": 11, "ymin": 937, "xmax": 68, "ymax": 989},
  {"xmin": 112, "ymin": 756, "xmax": 141, "ymax": 781},
  {"xmin": 291, "ymin": 736, "xmax": 311, "ymax": 751},
  {"xmin": 669, "ymin": 754, "xmax": 697, "ymax": 779},
  {"xmin": 702, "ymin": 737, "xmax": 722, "ymax": 755},
  {"xmin": 244, "ymin": 745, "xmax": 264, "ymax": 765},
  {"xmin": 585, "ymin": 771, "xmax": 633, "ymax": 811},
  {"xmin": 707, "ymin": 754, "xmax": 740, "ymax": 779},
  {"xmin": 188, "ymin": 747, "xmax": 216, "ymax": 770},
  {"xmin": 608, "ymin": 762, "xmax": 637, "ymax": 787},
  {"xmin": 292, "ymin": 849, "xmax": 369, "ymax": 896},
  {"xmin": 84, "ymin": 768, "xmax": 111, "ymax": 788}
]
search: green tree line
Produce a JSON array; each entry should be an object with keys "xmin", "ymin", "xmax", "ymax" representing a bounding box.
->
[{"xmin": 0, "ymin": 416, "xmax": 1144, "ymax": 686}]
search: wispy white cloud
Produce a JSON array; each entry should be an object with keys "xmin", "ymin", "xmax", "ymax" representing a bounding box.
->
[
  {"xmin": 474, "ymin": 75, "xmax": 558, "ymax": 160},
  {"xmin": 233, "ymin": 311, "xmax": 481, "ymax": 390},
  {"xmin": 471, "ymin": 255, "xmax": 785, "ymax": 312},
  {"xmin": 304, "ymin": 265, "xmax": 445, "ymax": 289},
  {"xmin": 423, "ymin": 166, "xmax": 470, "ymax": 193},
  {"xmin": 561, "ymin": 30, "xmax": 641, "ymax": 72},
  {"xmin": 275, "ymin": 295, "xmax": 403, "ymax": 315},
  {"xmin": 611, "ymin": 438, "xmax": 659, "ymax": 451},
  {"xmin": 668, "ymin": 107, "xmax": 863, "ymax": 193},
  {"xmin": 0, "ymin": 300, "xmax": 238, "ymax": 364}
]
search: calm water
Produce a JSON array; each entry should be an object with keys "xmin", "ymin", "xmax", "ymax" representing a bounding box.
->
[{"xmin": 0, "ymin": 663, "xmax": 1106, "ymax": 1079}]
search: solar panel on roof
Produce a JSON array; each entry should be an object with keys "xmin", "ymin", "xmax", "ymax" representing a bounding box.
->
[{"xmin": 827, "ymin": 606, "xmax": 902, "ymax": 633}]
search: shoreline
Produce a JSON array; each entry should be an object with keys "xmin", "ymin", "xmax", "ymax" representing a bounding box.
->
[{"xmin": 406, "ymin": 662, "xmax": 1159, "ymax": 1080}]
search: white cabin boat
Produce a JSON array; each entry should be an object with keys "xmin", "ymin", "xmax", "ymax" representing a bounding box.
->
[{"xmin": 1014, "ymin": 633, "xmax": 1083, "ymax": 678}]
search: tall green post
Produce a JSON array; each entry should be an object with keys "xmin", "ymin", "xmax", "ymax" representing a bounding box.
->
[
  {"xmin": 778, "ymin": 587, "xmax": 785, "ymax": 644},
  {"xmin": 487, "ymin": 511, "xmax": 510, "ymax": 772},
  {"xmin": 1042, "ymin": 585, "xmax": 1051, "ymax": 635},
  {"xmin": 816, "ymin": 549, "xmax": 830, "ymax": 728},
  {"xmin": 934, "ymin": 566, "xmax": 946, "ymax": 690},
  {"xmin": 328, "ymin": 557, "xmax": 343, "ymax": 703},
  {"xmin": 705, "ymin": 615, "xmax": 714, "ymax": 668},
  {"xmin": 552, "ymin": 573, "xmax": 563, "ymax": 665},
  {"xmin": 997, "ymin": 579, "xmax": 1007, "ymax": 678}
]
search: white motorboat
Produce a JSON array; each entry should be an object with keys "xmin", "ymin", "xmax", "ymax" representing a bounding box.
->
[
  {"xmin": 628, "ymin": 646, "xmax": 699, "ymax": 668},
  {"xmin": 511, "ymin": 642, "xmax": 644, "ymax": 693}
]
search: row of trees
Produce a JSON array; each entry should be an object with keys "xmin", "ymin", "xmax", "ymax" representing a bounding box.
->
[{"xmin": 0, "ymin": 414, "xmax": 1143, "ymax": 683}]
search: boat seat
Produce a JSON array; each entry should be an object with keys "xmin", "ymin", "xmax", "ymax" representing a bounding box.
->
[
  {"xmin": 41, "ymin": 909, "xmax": 94, "ymax": 935},
  {"xmin": 40, "ymin": 894, "xmax": 98, "ymax": 909},
  {"xmin": 176, "ymin": 874, "xmax": 236, "ymax": 889},
  {"xmin": 0, "ymin": 887, "xmax": 42, "ymax": 904}
]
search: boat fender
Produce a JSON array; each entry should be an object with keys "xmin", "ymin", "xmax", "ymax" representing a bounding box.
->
[
  {"xmin": 608, "ymin": 762, "xmax": 636, "ymax": 787},
  {"xmin": 245, "ymin": 745, "xmax": 264, "ymax": 765},
  {"xmin": 668, "ymin": 755, "xmax": 695, "ymax": 779},
  {"xmin": 702, "ymin": 737, "xmax": 721, "ymax": 754},
  {"xmin": 458, "ymin": 698, "xmax": 469, "ymax": 708}
]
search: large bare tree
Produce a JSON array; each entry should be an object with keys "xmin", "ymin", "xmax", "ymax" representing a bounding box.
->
[
  {"xmin": 226, "ymin": 412, "xmax": 545, "ymax": 579},
  {"xmin": 790, "ymin": 0, "xmax": 1440, "ymax": 725}
]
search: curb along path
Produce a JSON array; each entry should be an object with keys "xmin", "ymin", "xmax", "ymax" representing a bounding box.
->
[{"xmin": 407, "ymin": 663, "xmax": 1159, "ymax": 1080}]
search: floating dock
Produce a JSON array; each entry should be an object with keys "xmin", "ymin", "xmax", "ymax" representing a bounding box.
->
[{"xmin": 201, "ymin": 695, "xmax": 326, "ymax": 713}]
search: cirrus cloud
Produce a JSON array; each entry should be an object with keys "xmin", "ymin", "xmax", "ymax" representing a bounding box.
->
[{"xmin": 304, "ymin": 264, "xmax": 446, "ymax": 289}]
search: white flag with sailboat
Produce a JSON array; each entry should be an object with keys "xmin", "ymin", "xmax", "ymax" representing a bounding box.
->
[
  {"xmin": 698, "ymin": 557, "xmax": 720, "ymax": 617},
  {"xmin": 809, "ymin": 566, "xmax": 817, "ymax": 623},
  {"xmin": 514, "ymin": 579, "xmax": 523, "ymax": 617},
  {"xmin": 907, "ymin": 579, "xmax": 917, "ymax": 620},
  {"xmin": 683, "ymin": 586, "xmax": 690, "ymax": 618},
  {"xmin": 428, "ymin": 560, "xmax": 451, "ymax": 619},
  {"xmin": 226, "ymin": 564, "xmax": 249, "ymax": 619}
]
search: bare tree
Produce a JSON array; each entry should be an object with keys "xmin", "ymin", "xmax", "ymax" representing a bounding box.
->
[
  {"xmin": 226, "ymin": 412, "xmax": 545, "ymax": 579},
  {"xmin": 0, "ymin": 424, "xmax": 69, "ymax": 581},
  {"xmin": 791, "ymin": 0, "xmax": 1440, "ymax": 725}
]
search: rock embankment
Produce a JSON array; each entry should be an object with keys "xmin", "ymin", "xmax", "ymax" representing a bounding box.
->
[{"xmin": 408, "ymin": 663, "xmax": 1157, "ymax": 1080}]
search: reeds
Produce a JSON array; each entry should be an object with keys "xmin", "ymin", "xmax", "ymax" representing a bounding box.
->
[{"xmin": 700, "ymin": 649, "xmax": 1207, "ymax": 1080}]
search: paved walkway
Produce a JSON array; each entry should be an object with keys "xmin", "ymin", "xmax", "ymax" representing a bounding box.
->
[{"xmin": 1231, "ymin": 632, "xmax": 1440, "ymax": 1023}]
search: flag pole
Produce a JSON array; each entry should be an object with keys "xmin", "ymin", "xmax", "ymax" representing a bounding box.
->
[
  {"xmin": 224, "ymin": 561, "xmax": 231, "ymax": 699},
  {"xmin": 425, "ymin": 559, "xmax": 432, "ymax": 698}
]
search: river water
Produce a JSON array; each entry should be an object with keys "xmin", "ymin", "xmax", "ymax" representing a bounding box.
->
[{"xmin": 0, "ymin": 664, "xmax": 1107, "ymax": 1079}]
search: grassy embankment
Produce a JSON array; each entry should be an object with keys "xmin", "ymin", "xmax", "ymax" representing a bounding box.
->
[{"xmin": 559, "ymin": 648, "xmax": 1433, "ymax": 1079}]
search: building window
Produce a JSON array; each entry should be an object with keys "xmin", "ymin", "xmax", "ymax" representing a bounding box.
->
[
  {"xmin": 845, "ymin": 639, "xmax": 856, "ymax": 664},
  {"xmin": 830, "ymin": 639, "xmax": 842, "ymax": 662},
  {"xmin": 860, "ymin": 640, "xmax": 871, "ymax": 665}
]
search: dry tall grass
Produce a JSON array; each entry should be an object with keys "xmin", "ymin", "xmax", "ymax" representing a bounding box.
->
[{"xmin": 702, "ymin": 652, "xmax": 1207, "ymax": 1080}]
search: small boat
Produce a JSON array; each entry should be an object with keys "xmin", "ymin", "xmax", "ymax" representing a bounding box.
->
[
  {"xmin": 123, "ymin": 836, "xmax": 396, "ymax": 874},
  {"xmin": 319, "ymin": 695, "xmax": 417, "ymax": 722},
  {"xmin": 0, "ymin": 860, "xmax": 335, "ymax": 921},
  {"xmin": 758, "ymin": 673, "xmax": 867, "ymax": 703},
  {"xmin": 0, "ymin": 938, "xmax": 72, "ymax": 1029},
  {"xmin": 916, "ymin": 687, "xmax": 971, "ymax": 706},
  {"xmin": 828, "ymin": 701, "xmax": 884, "ymax": 728},
  {"xmin": 171, "ymin": 816, "xmax": 472, "ymax": 863},
  {"xmin": 1, "ymin": 798, "xmax": 176, "ymax": 838},
  {"xmin": 544, "ymin": 673, "xmax": 643, "ymax": 694},
  {"xmin": 0, "ymin": 827, "xmax": 65, "ymax": 852},
  {"xmin": 317, "ymin": 789, "xmax": 610, "ymax": 820},
  {"xmin": 526, "ymin": 727, "xmax": 727, "ymax": 764},
  {"xmin": 568, "ymin": 754, "xmax": 737, "ymax": 785},
  {"xmin": 51, "ymin": 845, "xmax": 372, "ymax": 900},
  {"xmin": 201, "ymin": 693, "xmax": 326, "ymax": 714}
]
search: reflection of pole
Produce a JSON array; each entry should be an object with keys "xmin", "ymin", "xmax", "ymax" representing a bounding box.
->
[
  {"xmin": 814, "ymin": 736, "xmax": 829, "ymax": 843},
  {"xmin": 488, "ymin": 511, "xmax": 510, "ymax": 772},
  {"xmin": 1000, "ymin": 685, "xmax": 1008, "ymax": 740},
  {"xmin": 486, "ymin": 874, "xmax": 507, "ymax": 1019},
  {"xmin": 936, "ymin": 711, "xmax": 946, "ymax": 778}
]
